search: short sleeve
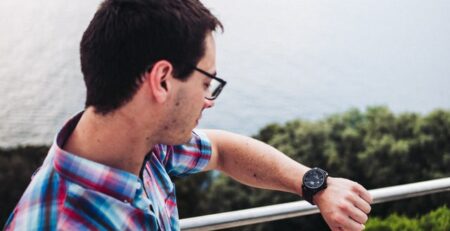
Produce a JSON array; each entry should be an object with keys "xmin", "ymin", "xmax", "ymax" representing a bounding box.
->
[{"xmin": 164, "ymin": 129, "xmax": 212, "ymax": 177}]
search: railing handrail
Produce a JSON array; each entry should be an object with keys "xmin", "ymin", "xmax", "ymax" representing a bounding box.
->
[{"xmin": 180, "ymin": 177, "xmax": 450, "ymax": 230}]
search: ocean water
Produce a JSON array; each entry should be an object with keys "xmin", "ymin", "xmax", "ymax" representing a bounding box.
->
[{"xmin": 1, "ymin": 0, "xmax": 449, "ymax": 147}]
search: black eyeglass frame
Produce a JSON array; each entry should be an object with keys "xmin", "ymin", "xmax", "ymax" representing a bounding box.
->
[{"xmin": 191, "ymin": 66, "xmax": 227, "ymax": 100}]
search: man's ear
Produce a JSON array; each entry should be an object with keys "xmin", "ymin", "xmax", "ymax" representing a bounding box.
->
[{"xmin": 144, "ymin": 60, "xmax": 173, "ymax": 103}]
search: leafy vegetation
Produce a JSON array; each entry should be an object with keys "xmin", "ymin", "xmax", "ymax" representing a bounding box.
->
[
  {"xmin": 174, "ymin": 106, "xmax": 450, "ymax": 230},
  {"xmin": 365, "ymin": 205, "xmax": 450, "ymax": 231},
  {"xmin": 1, "ymin": 106, "xmax": 449, "ymax": 229}
]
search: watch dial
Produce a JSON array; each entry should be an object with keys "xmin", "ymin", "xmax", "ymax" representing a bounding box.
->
[{"xmin": 304, "ymin": 170, "xmax": 325, "ymax": 189}]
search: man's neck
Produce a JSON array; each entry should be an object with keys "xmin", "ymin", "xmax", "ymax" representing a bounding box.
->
[{"xmin": 64, "ymin": 107, "xmax": 157, "ymax": 176}]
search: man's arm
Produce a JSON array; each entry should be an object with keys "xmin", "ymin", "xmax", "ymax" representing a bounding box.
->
[{"xmin": 202, "ymin": 129, "xmax": 372, "ymax": 231}]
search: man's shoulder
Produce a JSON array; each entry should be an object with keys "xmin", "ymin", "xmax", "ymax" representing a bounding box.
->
[
  {"xmin": 4, "ymin": 167, "xmax": 140, "ymax": 230},
  {"xmin": 4, "ymin": 165, "xmax": 107, "ymax": 230},
  {"xmin": 4, "ymin": 166, "xmax": 66, "ymax": 230}
]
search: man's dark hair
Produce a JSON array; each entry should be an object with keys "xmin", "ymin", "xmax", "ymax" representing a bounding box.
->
[{"xmin": 80, "ymin": 0, "xmax": 223, "ymax": 114}]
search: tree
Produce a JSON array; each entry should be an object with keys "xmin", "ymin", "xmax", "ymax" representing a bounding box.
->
[{"xmin": 176, "ymin": 107, "xmax": 450, "ymax": 230}]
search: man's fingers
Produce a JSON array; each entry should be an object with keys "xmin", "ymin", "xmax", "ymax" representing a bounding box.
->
[
  {"xmin": 331, "ymin": 226, "xmax": 344, "ymax": 231},
  {"xmin": 346, "ymin": 217, "xmax": 365, "ymax": 231},
  {"xmin": 320, "ymin": 178, "xmax": 373, "ymax": 231},
  {"xmin": 353, "ymin": 194, "xmax": 372, "ymax": 214},
  {"xmin": 352, "ymin": 183, "xmax": 373, "ymax": 204},
  {"xmin": 332, "ymin": 214, "xmax": 365, "ymax": 231},
  {"xmin": 349, "ymin": 203, "xmax": 369, "ymax": 224},
  {"xmin": 337, "ymin": 200, "xmax": 368, "ymax": 225}
]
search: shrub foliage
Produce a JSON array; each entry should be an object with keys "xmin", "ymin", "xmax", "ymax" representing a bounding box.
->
[
  {"xmin": 1, "ymin": 107, "xmax": 449, "ymax": 229},
  {"xmin": 175, "ymin": 106, "xmax": 450, "ymax": 230},
  {"xmin": 365, "ymin": 205, "xmax": 450, "ymax": 231}
]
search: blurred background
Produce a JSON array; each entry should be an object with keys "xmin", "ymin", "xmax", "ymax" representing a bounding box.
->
[
  {"xmin": 1, "ymin": 0, "xmax": 449, "ymax": 147},
  {"xmin": 1, "ymin": 0, "xmax": 449, "ymax": 230}
]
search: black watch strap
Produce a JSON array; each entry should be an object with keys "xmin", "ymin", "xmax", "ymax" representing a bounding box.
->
[{"xmin": 302, "ymin": 184, "xmax": 315, "ymax": 204}]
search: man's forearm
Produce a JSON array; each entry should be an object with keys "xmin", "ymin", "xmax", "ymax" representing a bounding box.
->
[
  {"xmin": 203, "ymin": 129, "xmax": 373, "ymax": 231},
  {"xmin": 204, "ymin": 129, "xmax": 309, "ymax": 196}
]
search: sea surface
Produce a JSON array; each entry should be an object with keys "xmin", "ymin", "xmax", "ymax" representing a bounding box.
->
[{"xmin": 1, "ymin": 0, "xmax": 449, "ymax": 147}]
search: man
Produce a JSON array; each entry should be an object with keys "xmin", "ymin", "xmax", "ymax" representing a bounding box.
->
[{"xmin": 4, "ymin": 0, "xmax": 372, "ymax": 230}]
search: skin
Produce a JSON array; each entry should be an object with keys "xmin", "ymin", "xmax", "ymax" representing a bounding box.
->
[
  {"xmin": 65, "ymin": 32, "xmax": 372, "ymax": 231},
  {"xmin": 64, "ymin": 34, "xmax": 216, "ymax": 176},
  {"xmin": 203, "ymin": 130, "xmax": 372, "ymax": 231}
]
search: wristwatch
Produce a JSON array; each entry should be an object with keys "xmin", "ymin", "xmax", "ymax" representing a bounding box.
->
[{"xmin": 301, "ymin": 167, "xmax": 328, "ymax": 205}]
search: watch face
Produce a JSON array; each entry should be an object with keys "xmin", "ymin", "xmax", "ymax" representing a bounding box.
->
[{"xmin": 304, "ymin": 169, "xmax": 325, "ymax": 189}]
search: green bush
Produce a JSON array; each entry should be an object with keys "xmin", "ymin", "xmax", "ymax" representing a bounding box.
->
[
  {"xmin": 419, "ymin": 205, "xmax": 450, "ymax": 231},
  {"xmin": 366, "ymin": 214, "xmax": 421, "ymax": 231},
  {"xmin": 366, "ymin": 205, "xmax": 450, "ymax": 231},
  {"xmin": 2, "ymin": 107, "xmax": 449, "ymax": 230},
  {"xmin": 175, "ymin": 106, "xmax": 450, "ymax": 230}
]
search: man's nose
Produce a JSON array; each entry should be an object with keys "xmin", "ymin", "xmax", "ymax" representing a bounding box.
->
[{"xmin": 203, "ymin": 98, "xmax": 215, "ymax": 109}]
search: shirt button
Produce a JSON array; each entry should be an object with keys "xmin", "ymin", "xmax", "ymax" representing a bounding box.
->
[{"xmin": 136, "ymin": 183, "xmax": 142, "ymax": 189}]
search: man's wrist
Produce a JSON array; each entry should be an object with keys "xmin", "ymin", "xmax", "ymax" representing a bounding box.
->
[
  {"xmin": 301, "ymin": 167, "xmax": 328, "ymax": 205},
  {"xmin": 311, "ymin": 177, "xmax": 332, "ymax": 205}
]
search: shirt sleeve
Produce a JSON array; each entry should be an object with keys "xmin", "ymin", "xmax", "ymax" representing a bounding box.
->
[{"xmin": 164, "ymin": 129, "xmax": 212, "ymax": 177}]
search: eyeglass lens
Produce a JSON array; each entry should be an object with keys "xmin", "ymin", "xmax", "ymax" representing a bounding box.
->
[{"xmin": 207, "ymin": 79, "xmax": 222, "ymax": 99}]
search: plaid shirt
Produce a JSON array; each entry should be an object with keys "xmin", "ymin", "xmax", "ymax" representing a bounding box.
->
[{"xmin": 4, "ymin": 112, "xmax": 212, "ymax": 230}]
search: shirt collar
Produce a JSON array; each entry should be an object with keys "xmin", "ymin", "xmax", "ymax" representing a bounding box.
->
[{"xmin": 52, "ymin": 111, "xmax": 140, "ymax": 203}]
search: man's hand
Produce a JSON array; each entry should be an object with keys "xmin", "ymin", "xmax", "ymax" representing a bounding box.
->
[
  {"xmin": 314, "ymin": 177, "xmax": 373, "ymax": 231},
  {"xmin": 203, "ymin": 129, "xmax": 372, "ymax": 231}
]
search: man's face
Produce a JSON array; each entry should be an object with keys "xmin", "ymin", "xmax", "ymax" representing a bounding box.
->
[{"xmin": 165, "ymin": 33, "xmax": 217, "ymax": 144}]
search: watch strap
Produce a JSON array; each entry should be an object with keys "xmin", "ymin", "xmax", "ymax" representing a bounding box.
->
[{"xmin": 302, "ymin": 184, "xmax": 315, "ymax": 205}]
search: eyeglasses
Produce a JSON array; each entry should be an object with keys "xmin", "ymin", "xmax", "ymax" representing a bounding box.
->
[{"xmin": 191, "ymin": 66, "xmax": 227, "ymax": 100}]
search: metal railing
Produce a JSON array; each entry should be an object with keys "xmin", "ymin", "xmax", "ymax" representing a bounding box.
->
[{"xmin": 180, "ymin": 177, "xmax": 450, "ymax": 230}]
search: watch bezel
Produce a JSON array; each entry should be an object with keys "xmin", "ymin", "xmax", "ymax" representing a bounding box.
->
[{"xmin": 303, "ymin": 168, "xmax": 327, "ymax": 189}]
